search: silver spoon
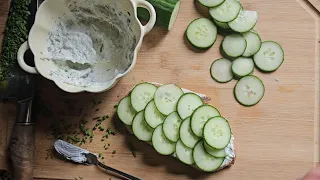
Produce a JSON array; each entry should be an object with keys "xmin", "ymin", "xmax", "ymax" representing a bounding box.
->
[{"xmin": 54, "ymin": 140, "xmax": 142, "ymax": 180}]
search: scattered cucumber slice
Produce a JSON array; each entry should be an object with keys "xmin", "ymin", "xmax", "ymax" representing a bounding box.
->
[
  {"xmin": 117, "ymin": 96, "xmax": 137, "ymax": 126},
  {"xmin": 130, "ymin": 83, "xmax": 157, "ymax": 112},
  {"xmin": 253, "ymin": 41, "xmax": 284, "ymax": 72},
  {"xmin": 191, "ymin": 105, "xmax": 220, "ymax": 137},
  {"xmin": 186, "ymin": 18, "xmax": 218, "ymax": 49},
  {"xmin": 163, "ymin": 112, "xmax": 183, "ymax": 142},
  {"xmin": 154, "ymin": 84, "xmax": 184, "ymax": 116},
  {"xmin": 144, "ymin": 100, "xmax": 166, "ymax": 129},
  {"xmin": 198, "ymin": 0, "xmax": 225, "ymax": 7},
  {"xmin": 203, "ymin": 116, "xmax": 231, "ymax": 149},
  {"xmin": 242, "ymin": 30, "xmax": 262, "ymax": 57},
  {"xmin": 234, "ymin": 75, "xmax": 265, "ymax": 106},
  {"xmin": 228, "ymin": 10, "xmax": 258, "ymax": 33},
  {"xmin": 209, "ymin": 0, "xmax": 242, "ymax": 23},
  {"xmin": 152, "ymin": 124, "xmax": 176, "ymax": 155},
  {"xmin": 204, "ymin": 141, "xmax": 227, "ymax": 158},
  {"xmin": 193, "ymin": 140, "xmax": 224, "ymax": 172},
  {"xmin": 210, "ymin": 58, "xmax": 233, "ymax": 83},
  {"xmin": 177, "ymin": 93, "xmax": 203, "ymax": 120},
  {"xmin": 132, "ymin": 111, "xmax": 154, "ymax": 142},
  {"xmin": 179, "ymin": 117, "xmax": 200, "ymax": 148},
  {"xmin": 231, "ymin": 57, "xmax": 254, "ymax": 78},
  {"xmin": 222, "ymin": 33, "xmax": 247, "ymax": 58},
  {"xmin": 175, "ymin": 139, "xmax": 194, "ymax": 165}
]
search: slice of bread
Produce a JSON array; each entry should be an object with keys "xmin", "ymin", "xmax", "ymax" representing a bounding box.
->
[{"xmin": 123, "ymin": 82, "xmax": 236, "ymax": 172}]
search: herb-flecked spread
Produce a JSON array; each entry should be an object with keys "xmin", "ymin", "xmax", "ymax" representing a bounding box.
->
[{"xmin": 0, "ymin": 0, "xmax": 30, "ymax": 81}]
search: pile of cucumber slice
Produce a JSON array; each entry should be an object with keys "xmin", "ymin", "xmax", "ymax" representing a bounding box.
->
[
  {"xmin": 186, "ymin": 0, "xmax": 284, "ymax": 106},
  {"xmin": 117, "ymin": 83, "xmax": 234, "ymax": 172}
]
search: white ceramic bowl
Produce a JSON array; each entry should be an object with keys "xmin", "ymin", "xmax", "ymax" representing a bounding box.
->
[{"xmin": 18, "ymin": 0, "xmax": 156, "ymax": 93}]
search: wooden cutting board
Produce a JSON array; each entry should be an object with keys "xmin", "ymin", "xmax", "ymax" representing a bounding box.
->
[{"xmin": 1, "ymin": 0, "xmax": 320, "ymax": 179}]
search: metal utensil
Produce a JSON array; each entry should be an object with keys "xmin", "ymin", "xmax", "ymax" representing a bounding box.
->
[
  {"xmin": 4, "ymin": 67, "xmax": 35, "ymax": 180},
  {"xmin": 0, "ymin": 0, "xmax": 40, "ymax": 179},
  {"xmin": 54, "ymin": 140, "xmax": 142, "ymax": 180}
]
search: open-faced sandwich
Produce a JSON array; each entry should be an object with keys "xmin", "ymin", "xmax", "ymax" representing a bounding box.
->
[{"xmin": 116, "ymin": 82, "xmax": 236, "ymax": 172}]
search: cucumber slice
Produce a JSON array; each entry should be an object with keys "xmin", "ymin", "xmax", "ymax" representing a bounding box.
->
[
  {"xmin": 242, "ymin": 31, "xmax": 262, "ymax": 57},
  {"xmin": 175, "ymin": 139, "xmax": 195, "ymax": 165},
  {"xmin": 117, "ymin": 96, "xmax": 137, "ymax": 126},
  {"xmin": 253, "ymin": 41, "xmax": 284, "ymax": 72},
  {"xmin": 210, "ymin": 58, "xmax": 233, "ymax": 83},
  {"xmin": 228, "ymin": 10, "xmax": 258, "ymax": 33},
  {"xmin": 213, "ymin": 19, "xmax": 230, "ymax": 30},
  {"xmin": 137, "ymin": 0, "xmax": 181, "ymax": 30},
  {"xmin": 152, "ymin": 124, "xmax": 176, "ymax": 155},
  {"xmin": 163, "ymin": 112, "xmax": 183, "ymax": 142},
  {"xmin": 130, "ymin": 83, "xmax": 157, "ymax": 112},
  {"xmin": 203, "ymin": 116, "xmax": 231, "ymax": 149},
  {"xmin": 132, "ymin": 111, "xmax": 154, "ymax": 142},
  {"xmin": 154, "ymin": 84, "xmax": 184, "ymax": 116},
  {"xmin": 222, "ymin": 33, "xmax": 247, "ymax": 58},
  {"xmin": 209, "ymin": 0, "xmax": 242, "ymax": 23},
  {"xmin": 231, "ymin": 57, "xmax": 254, "ymax": 78},
  {"xmin": 191, "ymin": 105, "xmax": 220, "ymax": 137},
  {"xmin": 193, "ymin": 140, "xmax": 224, "ymax": 172},
  {"xmin": 144, "ymin": 100, "xmax": 166, "ymax": 129},
  {"xmin": 177, "ymin": 93, "xmax": 203, "ymax": 120},
  {"xmin": 179, "ymin": 117, "xmax": 200, "ymax": 148},
  {"xmin": 204, "ymin": 141, "xmax": 227, "ymax": 158},
  {"xmin": 234, "ymin": 75, "xmax": 265, "ymax": 106},
  {"xmin": 186, "ymin": 18, "xmax": 218, "ymax": 49},
  {"xmin": 198, "ymin": 0, "xmax": 225, "ymax": 7}
]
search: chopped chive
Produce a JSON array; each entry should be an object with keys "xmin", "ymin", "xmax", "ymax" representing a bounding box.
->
[
  {"xmin": 102, "ymin": 115, "xmax": 109, "ymax": 120},
  {"xmin": 93, "ymin": 116, "xmax": 101, "ymax": 120},
  {"xmin": 128, "ymin": 142, "xmax": 137, "ymax": 158},
  {"xmin": 106, "ymin": 127, "xmax": 116, "ymax": 135},
  {"xmin": 99, "ymin": 126, "xmax": 105, "ymax": 131}
]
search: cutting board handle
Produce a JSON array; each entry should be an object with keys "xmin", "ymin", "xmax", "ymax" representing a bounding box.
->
[{"xmin": 9, "ymin": 99, "xmax": 35, "ymax": 180}]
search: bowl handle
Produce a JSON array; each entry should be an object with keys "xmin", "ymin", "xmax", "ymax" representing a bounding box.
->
[
  {"xmin": 132, "ymin": 0, "xmax": 156, "ymax": 35},
  {"xmin": 17, "ymin": 41, "xmax": 38, "ymax": 74}
]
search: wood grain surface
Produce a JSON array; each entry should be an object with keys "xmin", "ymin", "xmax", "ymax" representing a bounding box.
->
[
  {"xmin": 0, "ymin": 0, "xmax": 320, "ymax": 179},
  {"xmin": 308, "ymin": 0, "xmax": 320, "ymax": 13}
]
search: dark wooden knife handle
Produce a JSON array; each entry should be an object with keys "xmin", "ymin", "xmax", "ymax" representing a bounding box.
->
[
  {"xmin": 9, "ymin": 124, "xmax": 35, "ymax": 180},
  {"xmin": 9, "ymin": 98, "xmax": 35, "ymax": 180}
]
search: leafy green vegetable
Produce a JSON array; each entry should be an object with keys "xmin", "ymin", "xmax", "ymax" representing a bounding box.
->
[{"xmin": 0, "ymin": 0, "xmax": 31, "ymax": 81}]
